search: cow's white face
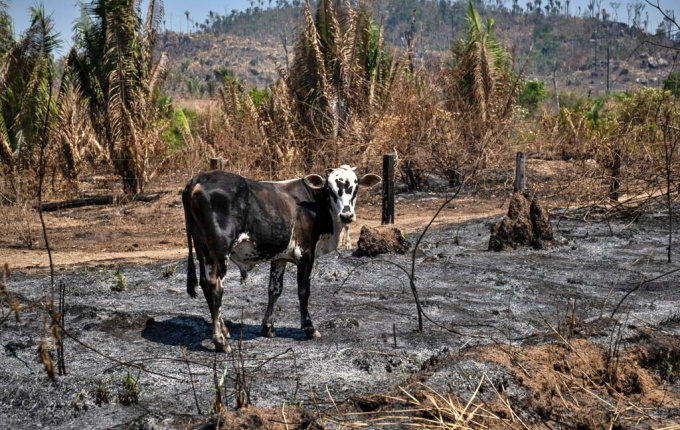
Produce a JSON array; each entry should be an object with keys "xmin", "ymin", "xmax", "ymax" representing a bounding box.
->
[{"xmin": 326, "ymin": 165, "xmax": 381, "ymax": 225}]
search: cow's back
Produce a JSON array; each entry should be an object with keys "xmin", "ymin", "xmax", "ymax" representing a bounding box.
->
[{"xmin": 184, "ymin": 171, "xmax": 326, "ymax": 266}]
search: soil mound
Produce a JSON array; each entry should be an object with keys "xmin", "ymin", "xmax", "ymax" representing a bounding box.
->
[
  {"xmin": 353, "ymin": 225, "xmax": 411, "ymax": 257},
  {"xmin": 488, "ymin": 192, "xmax": 554, "ymax": 251},
  {"xmin": 207, "ymin": 406, "xmax": 321, "ymax": 429},
  {"xmin": 340, "ymin": 330, "xmax": 680, "ymax": 428}
]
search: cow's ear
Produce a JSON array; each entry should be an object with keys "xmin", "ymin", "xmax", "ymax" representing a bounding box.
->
[
  {"xmin": 359, "ymin": 174, "xmax": 381, "ymax": 187},
  {"xmin": 303, "ymin": 174, "xmax": 326, "ymax": 189}
]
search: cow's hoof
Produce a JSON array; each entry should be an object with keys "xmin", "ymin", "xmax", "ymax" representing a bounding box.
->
[
  {"xmin": 214, "ymin": 341, "xmax": 231, "ymax": 353},
  {"xmin": 262, "ymin": 324, "xmax": 275, "ymax": 338},
  {"xmin": 304, "ymin": 328, "xmax": 321, "ymax": 339}
]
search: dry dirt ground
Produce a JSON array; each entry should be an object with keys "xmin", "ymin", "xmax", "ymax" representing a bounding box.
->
[
  {"xmin": 2, "ymin": 168, "xmax": 680, "ymax": 429},
  {"xmin": 0, "ymin": 172, "xmax": 504, "ymax": 273}
]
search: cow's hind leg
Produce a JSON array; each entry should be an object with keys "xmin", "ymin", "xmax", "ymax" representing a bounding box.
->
[
  {"xmin": 297, "ymin": 257, "xmax": 320, "ymax": 338},
  {"xmin": 262, "ymin": 261, "xmax": 286, "ymax": 338},
  {"xmin": 201, "ymin": 261, "xmax": 230, "ymax": 352}
]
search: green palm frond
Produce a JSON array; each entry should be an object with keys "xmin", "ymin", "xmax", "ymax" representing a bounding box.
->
[
  {"xmin": 25, "ymin": 5, "xmax": 61, "ymax": 59},
  {"xmin": 0, "ymin": 0, "xmax": 13, "ymax": 54}
]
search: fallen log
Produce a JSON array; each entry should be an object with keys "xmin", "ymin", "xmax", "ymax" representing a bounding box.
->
[{"xmin": 34, "ymin": 193, "xmax": 162, "ymax": 212}]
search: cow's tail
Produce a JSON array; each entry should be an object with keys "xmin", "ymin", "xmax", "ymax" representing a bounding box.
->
[{"xmin": 182, "ymin": 181, "xmax": 199, "ymax": 298}]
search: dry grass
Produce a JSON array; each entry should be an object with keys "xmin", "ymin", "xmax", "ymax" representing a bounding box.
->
[{"xmin": 323, "ymin": 332, "xmax": 680, "ymax": 429}]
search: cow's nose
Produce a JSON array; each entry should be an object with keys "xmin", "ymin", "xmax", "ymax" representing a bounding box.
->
[{"xmin": 339, "ymin": 212, "xmax": 354, "ymax": 223}]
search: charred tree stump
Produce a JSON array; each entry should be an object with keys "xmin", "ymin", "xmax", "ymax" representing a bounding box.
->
[
  {"xmin": 514, "ymin": 152, "xmax": 526, "ymax": 193},
  {"xmin": 210, "ymin": 157, "xmax": 223, "ymax": 171}
]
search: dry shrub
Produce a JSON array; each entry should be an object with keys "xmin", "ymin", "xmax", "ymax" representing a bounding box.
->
[
  {"xmin": 0, "ymin": 201, "xmax": 39, "ymax": 249},
  {"xmin": 53, "ymin": 83, "xmax": 105, "ymax": 190},
  {"xmin": 195, "ymin": 93, "xmax": 294, "ymax": 179},
  {"xmin": 527, "ymin": 88, "xmax": 680, "ymax": 210},
  {"xmin": 197, "ymin": 1, "xmax": 413, "ymax": 180},
  {"xmin": 370, "ymin": 74, "xmax": 437, "ymax": 189},
  {"xmin": 0, "ymin": 263, "xmax": 22, "ymax": 324},
  {"xmin": 0, "ymin": 156, "xmax": 42, "ymax": 205}
]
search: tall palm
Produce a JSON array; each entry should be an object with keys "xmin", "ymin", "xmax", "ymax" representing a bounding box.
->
[
  {"xmin": 450, "ymin": 0, "xmax": 513, "ymax": 126},
  {"xmin": 279, "ymin": 0, "xmax": 389, "ymax": 168},
  {"xmin": 66, "ymin": 0, "xmax": 166, "ymax": 193},
  {"xmin": 0, "ymin": 4, "xmax": 60, "ymax": 169}
]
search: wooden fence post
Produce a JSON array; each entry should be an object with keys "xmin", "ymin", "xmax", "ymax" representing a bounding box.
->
[
  {"xmin": 514, "ymin": 152, "xmax": 526, "ymax": 193},
  {"xmin": 382, "ymin": 154, "xmax": 395, "ymax": 225},
  {"xmin": 210, "ymin": 157, "xmax": 223, "ymax": 171},
  {"xmin": 610, "ymin": 148, "xmax": 621, "ymax": 202}
]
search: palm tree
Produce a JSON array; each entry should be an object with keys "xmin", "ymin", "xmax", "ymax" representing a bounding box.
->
[
  {"xmin": 448, "ymin": 0, "xmax": 515, "ymax": 126},
  {"xmin": 0, "ymin": 4, "xmax": 60, "ymax": 171},
  {"xmin": 279, "ymin": 0, "xmax": 390, "ymax": 168},
  {"xmin": 211, "ymin": 0, "xmax": 394, "ymax": 175},
  {"xmin": 66, "ymin": 0, "xmax": 167, "ymax": 193},
  {"xmin": 438, "ymin": 0, "xmax": 517, "ymax": 183}
]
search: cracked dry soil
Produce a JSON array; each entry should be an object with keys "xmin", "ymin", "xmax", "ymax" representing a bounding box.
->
[{"xmin": 2, "ymin": 197, "xmax": 680, "ymax": 429}]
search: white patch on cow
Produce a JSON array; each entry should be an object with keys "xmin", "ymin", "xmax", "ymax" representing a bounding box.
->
[
  {"xmin": 230, "ymin": 233, "xmax": 258, "ymax": 278},
  {"xmin": 272, "ymin": 221, "xmax": 303, "ymax": 263}
]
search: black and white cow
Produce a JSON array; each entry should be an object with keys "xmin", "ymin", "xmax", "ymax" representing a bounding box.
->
[{"xmin": 182, "ymin": 165, "xmax": 381, "ymax": 352}]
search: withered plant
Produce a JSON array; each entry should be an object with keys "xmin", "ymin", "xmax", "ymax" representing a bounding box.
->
[
  {"xmin": 427, "ymin": 0, "xmax": 520, "ymax": 188},
  {"xmin": 207, "ymin": 0, "xmax": 398, "ymax": 179},
  {"xmin": 53, "ymin": 81, "xmax": 104, "ymax": 190},
  {"xmin": 65, "ymin": 0, "xmax": 168, "ymax": 194}
]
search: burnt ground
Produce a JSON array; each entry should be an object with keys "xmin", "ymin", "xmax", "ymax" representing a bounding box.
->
[{"xmin": 2, "ymin": 195, "xmax": 680, "ymax": 428}]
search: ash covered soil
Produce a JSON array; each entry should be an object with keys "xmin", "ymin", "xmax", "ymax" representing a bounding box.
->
[{"xmin": 2, "ymin": 196, "xmax": 680, "ymax": 428}]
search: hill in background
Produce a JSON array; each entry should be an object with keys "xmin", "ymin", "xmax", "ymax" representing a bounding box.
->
[{"xmin": 161, "ymin": 0, "xmax": 679, "ymax": 101}]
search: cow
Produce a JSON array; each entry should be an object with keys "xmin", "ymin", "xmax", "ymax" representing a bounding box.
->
[{"xmin": 182, "ymin": 165, "xmax": 381, "ymax": 352}]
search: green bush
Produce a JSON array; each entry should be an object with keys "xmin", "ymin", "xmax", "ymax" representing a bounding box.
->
[
  {"xmin": 162, "ymin": 107, "xmax": 198, "ymax": 153},
  {"xmin": 662, "ymin": 72, "xmax": 680, "ymax": 95},
  {"xmin": 519, "ymin": 81, "xmax": 547, "ymax": 112},
  {"xmin": 248, "ymin": 87, "xmax": 270, "ymax": 109}
]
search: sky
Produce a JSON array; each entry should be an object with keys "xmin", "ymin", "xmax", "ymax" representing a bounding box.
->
[
  {"xmin": 7, "ymin": 0, "xmax": 679, "ymax": 55},
  {"xmin": 8, "ymin": 0, "xmax": 253, "ymax": 54}
]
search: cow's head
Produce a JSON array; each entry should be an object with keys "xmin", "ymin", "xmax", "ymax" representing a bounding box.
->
[{"xmin": 304, "ymin": 165, "xmax": 381, "ymax": 224}]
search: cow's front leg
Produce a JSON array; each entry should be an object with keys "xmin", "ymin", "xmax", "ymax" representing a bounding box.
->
[
  {"xmin": 262, "ymin": 261, "xmax": 286, "ymax": 338},
  {"xmin": 297, "ymin": 256, "xmax": 320, "ymax": 338},
  {"xmin": 343, "ymin": 225, "xmax": 351, "ymax": 250},
  {"xmin": 202, "ymin": 263, "xmax": 230, "ymax": 352}
]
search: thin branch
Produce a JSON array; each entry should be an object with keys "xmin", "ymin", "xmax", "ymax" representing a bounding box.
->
[{"xmin": 610, "ymin": 267, "xmax": 680, "ymax": 318}]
